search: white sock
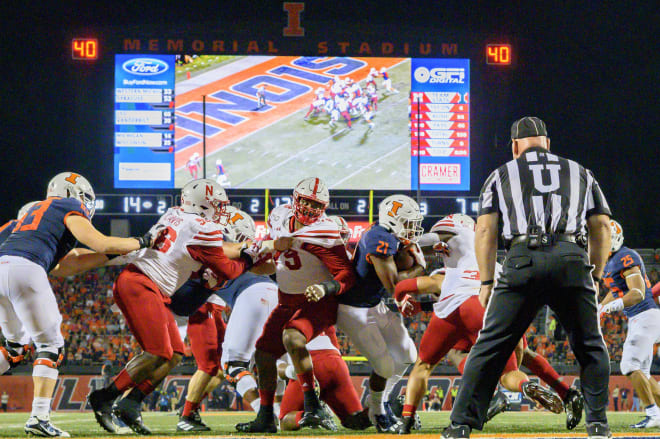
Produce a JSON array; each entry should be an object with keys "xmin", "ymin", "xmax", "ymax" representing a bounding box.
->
[
  {"xmin": 273, "ymin": 402, "xmax": 281, "ymax": 418},
  {"xmin": 369, "ymin": 390, "xmax": 385, "ymax": 415},
  {"xmin": 646, "ymin": 404, "xmax": 660, "ymax": 418},
  {"xmin": 31, "ymin": 397, "xmax": 51, "ymax": 418},
  {"xmin": 250, "ymin": 398, "xmax": 261, "ymax": 412}
]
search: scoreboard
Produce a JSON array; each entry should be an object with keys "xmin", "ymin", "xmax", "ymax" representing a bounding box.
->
[
  {"xmin": 94, "ymin": 191, "xmax": 479, "ymax": 219},
  {"xmin": 114, "ymin": 55, "xmax": 176, "ymax": 188}
]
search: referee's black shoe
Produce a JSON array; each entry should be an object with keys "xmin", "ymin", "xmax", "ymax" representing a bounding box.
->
[
  {"xmin": 522, "ymin": 381, "xmax": 564, "ymax": 414},
  {"xmin": 441, "ymin": 422, "xmax": 471, "ymax": 438},
  {"xmin": 563, "ymin": 387, "xmax": 584, "ymax": 430},
  {"xmin": 586, "ymin": 421, "xmax": 612, "ymax": 439},
  {"xmin": 235, "ymin": 406, "xmax": 278, "ymax": 433}
]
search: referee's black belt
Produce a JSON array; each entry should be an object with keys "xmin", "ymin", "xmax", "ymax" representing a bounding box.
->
[{"xmin": 507, "ymin": 233, "xmax": 583, "ymax": 250}]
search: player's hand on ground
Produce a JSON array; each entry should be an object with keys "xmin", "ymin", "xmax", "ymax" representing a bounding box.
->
[
  {"xmin": 396, "ymin": 294, "xmax": 421, "ymax": 317},
  {"xmin": 305, "ymin": 284, "xmax": 326, "ymax": 302},
  {"xmin": 274, "ymin": 237, "xmax": 294, "ymax": 251}
]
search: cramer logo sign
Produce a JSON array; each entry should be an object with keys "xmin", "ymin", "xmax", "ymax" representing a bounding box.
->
[
  {"xmin": 414, "ymin": 67, "xmax": 465, "ymax": 84},
  {"xmin": 420, "ymin": 163, "xmax": 461, "ymax": 184}
]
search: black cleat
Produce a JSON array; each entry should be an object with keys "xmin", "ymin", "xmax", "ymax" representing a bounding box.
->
[
  {"xmin": 341, "ymin": 408, "xmax": 372, "ymax": 430},
  {"xmin": 235, "ymin": 408, "xmax": 278, "ymax": 433},
  {"xmin": 299, "ymin": 405, "xmax": 337, "ymax": 431},
  {"xmin": 586, "ymin": 421, "xmax": 612, "ymax": 439},
  {"xmin": 87, "ymin": 389, "xmax": 117, "ymax": 433},
  {"xmin": 390, "ymin": 395, "xmax": 421, "ymax": 430},
  {"xmin": 522, "ymin": 381, "xmax": 564, "ymax": 414},
  {"xmin": 398, "ymin": 415, "xmax": 415, "ymax": 434},
  {"xmin": 563, "ymin": 387, "xmax": 584, "ymax": 430},
  {"xmin": 112, "ymin": 397, "xmax": 151, "ymax": 435},
  {"xmin": 486, "ymin": 390, "xmax": 510, "ymax": 422},
  {"xmin": 177, "ymin": 410, "xmax": 211, "ymax": 432},
  {"xmin": 441, "ymin": 422, "xmax": 471, "ymax": 438}
]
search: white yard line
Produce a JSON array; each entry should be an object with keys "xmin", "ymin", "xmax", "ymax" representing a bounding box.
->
[{"xmin": 330, "ymin": 141, "xmax": 409, "ymax": 188}]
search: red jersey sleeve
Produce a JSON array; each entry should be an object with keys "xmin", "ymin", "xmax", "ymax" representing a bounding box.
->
[
  {"xmin": 187, "ymin": 245, "xmax": 247, "ymax": 283},
  {"xmin": 301, "ymin": 242, "xmax": 356, "ymax": 295}
]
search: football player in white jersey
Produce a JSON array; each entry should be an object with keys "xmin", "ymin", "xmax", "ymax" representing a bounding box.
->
[
  {"xmin": 237, "ymin": 177, "xmax": 356, "ymax": 433},
  {"xmin": 88, "ymin": 179, "xmax": 286, "ymax": 435},
  {"xmin": 394, "ymin": 214, "xmax": 564, "ymax": 433}
]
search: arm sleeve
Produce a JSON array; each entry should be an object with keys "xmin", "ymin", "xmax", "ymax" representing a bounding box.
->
[
  {"xmin": 585, "ymin": 170, "xmax": 612, "ymax": 218},
  {"xmin": 478, "ymin": 169, "xmax": 500, "ymax": 216},
  {"xmin": 301, "ymin": 242, "xmax": 356, "ymax": 295},
  {"xmin": 187, "ymin": 245, "xmax": 247, "ymax": 283}
]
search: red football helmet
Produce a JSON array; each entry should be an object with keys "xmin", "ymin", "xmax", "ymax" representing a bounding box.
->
[{"xmin": 292, "ymin": 177, "xmax": 330, "ymax": 225}]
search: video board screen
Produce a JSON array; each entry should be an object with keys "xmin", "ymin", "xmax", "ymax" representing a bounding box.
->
[{"xmin": 114, "ymin": 55, "xmax": 469, "ymax": 191}]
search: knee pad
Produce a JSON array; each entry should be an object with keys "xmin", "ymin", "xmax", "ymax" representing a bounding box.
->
[
  {"xmin": 224, "ymin": 361, "xmax": 256, "ymax": 396},
  {"xmin": 33, "ymin": 346, "xmax": 64, "ymax": 380},
  {"xmin": 1, "ymin": 340, "xmax": 33, "ymax": 370}
]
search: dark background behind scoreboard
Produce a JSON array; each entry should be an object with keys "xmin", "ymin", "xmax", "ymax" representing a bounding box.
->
[{"xmin": 1, "ymin": 2, "xmax": 657, "ymax": 246}]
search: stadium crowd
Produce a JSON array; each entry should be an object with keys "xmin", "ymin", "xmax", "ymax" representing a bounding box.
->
[{"xmin": 2, "ymin": 265, "xmax": 656, "ymax": 370}]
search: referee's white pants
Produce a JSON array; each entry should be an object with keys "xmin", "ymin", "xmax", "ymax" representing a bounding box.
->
[
  {"xmin": 336, "ymin": 301, "xmax": 416, "ymax": 379},
  {"xmin": 620, "ymin": 308, "xmax": 660, "ymax": 377},
  {"xmin": 0, "ymin": 256, "xmax": 62, "ymax": 350},
  {"xmin": 220, "ymin": 282, "xmax": 278, "ymax": 365}
]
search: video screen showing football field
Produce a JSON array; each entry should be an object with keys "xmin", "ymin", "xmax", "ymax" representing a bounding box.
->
[{"xmin": 174, "ymin": 56, "xmax": 411, "ymax": 190}]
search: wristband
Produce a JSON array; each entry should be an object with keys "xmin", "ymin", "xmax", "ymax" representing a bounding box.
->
[
  {"xmin": 319, "ymin": 280, "xmax": 340, "ymax": 296},
  {"xmin": 481, "ymin": 279, "xmax": 494, "ymax": 286}
]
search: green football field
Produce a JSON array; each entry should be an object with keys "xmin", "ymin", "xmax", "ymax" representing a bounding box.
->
[
  {"xmin": 0, "ymin": 411, "xmax": 653, "ymax": 438},
  {"xmin": 174, "ymin": 59, "xmax": 412, "ymax": 190}
]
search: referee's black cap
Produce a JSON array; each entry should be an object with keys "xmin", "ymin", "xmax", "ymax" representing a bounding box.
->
[{"xmin": 511, "ymin": 116, "xmax": 548, "ymax": 139}]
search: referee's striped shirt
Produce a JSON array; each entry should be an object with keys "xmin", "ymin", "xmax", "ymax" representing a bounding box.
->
[{"xmin": 478, "ymin": 146, "xmax": 611, "ymax": 240}]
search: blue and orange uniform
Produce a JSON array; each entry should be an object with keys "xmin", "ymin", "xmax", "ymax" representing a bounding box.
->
[
  {"xmin": 603, "ymin": 246, "xmax": 656, "ymax": 318},
  {"xmin": 0, "ymin": 197, "xmax": 90, "ymax": 271},
  {"xmin": 338, "ymin": 224, "xmax": 398, "ymax": 307}
]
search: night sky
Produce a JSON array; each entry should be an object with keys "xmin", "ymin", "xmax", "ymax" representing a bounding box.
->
[{"xmin": 2, "ymin": 2, "xmax": 658, "ymax": 246}]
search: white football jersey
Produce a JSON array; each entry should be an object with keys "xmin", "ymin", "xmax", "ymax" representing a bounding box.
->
[
  {"xmin": 267, "ymin": 205, "xmax": 343, "ymax": 294},
  {"xmin": 433, "ymin": 226, "xmax": 501, "ymax": 318},
  {"xmin": 132, "ymin": 208, "xmax": 225, "ymax": 297}
]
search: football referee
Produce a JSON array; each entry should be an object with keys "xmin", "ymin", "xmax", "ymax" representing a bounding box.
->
[{"xmin": 442, "ymin": 117, "xmax": 613, "ymax": 439}]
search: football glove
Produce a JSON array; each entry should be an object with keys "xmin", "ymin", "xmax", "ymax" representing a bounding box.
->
[
  {"xmin": 395, "ymin": 294, "xmax": 422, "ymax": 317},
  {"xmin": 601, "ymin": 298, "xmax": 624, "ymax": 314},
  {"xmin": 407, "ymin": 243, "xmax": 427, "ymax": 269},
  {"xmin": 433, "ymin": 241, "xmax": 450, "ymax": 256}
]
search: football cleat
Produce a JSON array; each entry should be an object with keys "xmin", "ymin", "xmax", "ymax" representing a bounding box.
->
[
  {"xmin": 563, "ymin": 387, "xmax": 584, "ymax": 430},
  {"xmin": 299, "ymin": 405, "xmax": 337, "ymax": 431},
  {"xmin": 441, "ymin": 422, "xmax": 471, "ymax": 438},
  {"xmin": 630, "ymin": 416, "xmax": 660, "ymax": 428},
  {"xmin": 177, "ymin": 413, "xmax": 211, "ymax": 432},
  {"xmin": 389, "ymin": 396, "xmax": 421, "ymax": 430},
  {"xmin": 112, "ymin": 398, "xmax": 151, "ymax": 435},
  {"xmin": 397, "ymin": 416, "xmax": 415, "ymax": 434},
  {"xmin": 341, "ymin": 408, "xmax": 372, "ymax": 430},
  {"xmin": 486, "ymin": 390, "xmax": 510, "ymax": 422},
  {"xmin": 586, "ymin": 421, "xmax": 612, "ymax": 438},
  {"xmin": 87, "ymin": 389, "xmax": 117, "ymax": 433},
  {"xmin": 522, "ymin": 381, "xmax": 564, "ymax": 414},
  {"xmin": 371, "ymin": 413, "xmax": 401, "ymax": 433},
  {"xmin": 24, "ymin": 416, "xmax": 71, "ymax": 437},
  {"xmin": 235, "ymin": 408, "xmax": 278, "ymax": 433}
]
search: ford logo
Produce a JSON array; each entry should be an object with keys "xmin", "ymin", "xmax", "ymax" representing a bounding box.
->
[{"xmin": 122, "ymin": 58, "xmax": 169, "ymax": 76}]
